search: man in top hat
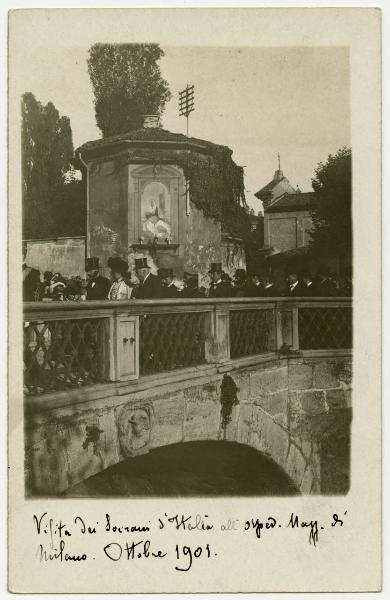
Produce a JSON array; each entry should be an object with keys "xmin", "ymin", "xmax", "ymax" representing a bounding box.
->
[
  {"xmin": 158, "ymin": 268, "xmax": 179, "ymax": 298},
  {"xmin": 132, "ymin": 257, "xmax": 161, "ymax": 299},
  {"xmin": 85, "ymin": 257, "xmax": 111, "ymax": 301},
  {"xmin": 107, "ymin": 257, "xmax": 133, "ymax": 300},
  {"xmin": 22, "ymin": 243, "xmax": 41, "ymax": 301},
  {"xmin": 181, "ymin": 272, "xmax": 205, "ymax": 298},
  {"xmin": 208, "ymin": 262, "xmax": 232, "ymax": 298}
]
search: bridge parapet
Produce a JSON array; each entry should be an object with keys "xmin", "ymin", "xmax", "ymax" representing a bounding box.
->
[
  {"xmin": 23, "ymin": 297, "xmax": 352, "ymax": 496},
  {"xmin": 24, "ymin": 297, "xmax": 352, "ymax": 397}
]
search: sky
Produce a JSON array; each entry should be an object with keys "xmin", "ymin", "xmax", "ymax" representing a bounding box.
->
[{"xmin": 21, "ymin": 45, "xmax": 350, "ymax": 211}]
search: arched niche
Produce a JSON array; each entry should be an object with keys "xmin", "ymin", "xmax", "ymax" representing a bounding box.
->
[{"xmin": 129, "ymin": 164, "xmax": 184, "ymax": 243}]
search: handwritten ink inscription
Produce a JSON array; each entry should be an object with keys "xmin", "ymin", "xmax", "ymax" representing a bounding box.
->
[{"xmin": 32, "ymin": 510, "xmax": 348, "ymax": 570}]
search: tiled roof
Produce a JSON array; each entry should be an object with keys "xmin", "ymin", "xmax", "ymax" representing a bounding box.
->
[
  {"xmin": 255, "ymin": 178, "xmax": 285, "ymax": 197},
  {"xmin": 265, "ymin": 192, "xmax": 317, "ymax": 213},
  {"xmin": 75, "ymin": 127, "xmax": 228, "ymax": 155}
]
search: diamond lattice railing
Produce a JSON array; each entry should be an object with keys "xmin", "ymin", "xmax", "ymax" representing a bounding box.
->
[
  {"xmin": 139, "ymin": 312, "xmax": 207, "ymax": 375},
  {"xmin": 24, "ymin": 318, "xmax": 108, "ymax": 395},
  {"xmin": 298, "ymin": 307, "xmax": 352, "ymax": 350},
  {"xmin": 229, "ymin": 309, "xmax": 275, "ymax": 359}
]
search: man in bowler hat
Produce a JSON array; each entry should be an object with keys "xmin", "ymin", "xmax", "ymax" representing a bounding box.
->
[
  {"xmin": 132, "ymin": 257, "xmax": 161, "ymax": 299},
  {"xmin": 85, "ymin": 257, "xmax": 111, "ymax": 301},
  {"xmin": 208, "ymin": 262, "xmax": 232, "ymax": 298}
]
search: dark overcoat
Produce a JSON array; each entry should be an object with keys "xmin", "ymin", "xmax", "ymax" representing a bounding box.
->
[
  {"xmin": 132, "ymin": 274, "xmax": 162, "ymax": 299},
  {"xmin": 86, "ymin": 276, "xmax": 111, "ymax": 301}
]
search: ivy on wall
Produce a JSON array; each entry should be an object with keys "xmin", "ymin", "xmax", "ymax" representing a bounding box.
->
[{"xmin": 90, "ymin": 142, "xmax": 251, "ymax": 242}]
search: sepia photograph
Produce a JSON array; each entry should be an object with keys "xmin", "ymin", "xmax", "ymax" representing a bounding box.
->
[
  {"xmin": 22, "ymin": 41, "xmax": 353, "ymax": 499},
  {"xmin": 7, "ymin": 6, "xmax": 382, "ymax": 594}
]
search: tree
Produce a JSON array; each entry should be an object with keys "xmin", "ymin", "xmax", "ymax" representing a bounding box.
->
[
  {"xmin": 87, "ymin": 44, "xmax": 172, "ymax": 137},
  {"xmin": 52, "ymin": 172, "xmax": 85, "ymax": 237},
  {"xmin": 310, "ymin": 147, "xmax": 352, "ymax": 263},
  {"xmin": 22, "ymin": 92, "xmax": 78, "ymax": 238}
]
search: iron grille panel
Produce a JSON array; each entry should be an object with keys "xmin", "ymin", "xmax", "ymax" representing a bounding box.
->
[
  {"xmin": 230, "ymin": 309, "xmax": 275, "ymax": 359},
  {"xmin": 139, "ymin": 312, "xmax": 207, "ymax": 375},
  {"xmin": 298, "ymin": 307, "xmax": 352, "ymax": 350},
  {"xmin": 24, "ymin": 318, "xmax": 108, "ymax": 395}
]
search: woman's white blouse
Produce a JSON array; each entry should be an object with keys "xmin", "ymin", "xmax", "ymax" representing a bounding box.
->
[{"xmin": 108, "ymin": 280, "xmax": 132, "ymax": 300}]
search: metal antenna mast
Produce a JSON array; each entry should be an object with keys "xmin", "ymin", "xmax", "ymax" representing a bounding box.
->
[
  {"xmin": 178, "ymin": 84, "xmax": 195, "ymax": 137},
  {"xmin": 178, "ymin": 84, "xmax": 195, "ymax": 215}
]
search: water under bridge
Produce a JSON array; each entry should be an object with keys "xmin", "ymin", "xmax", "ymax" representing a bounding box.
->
[{"xmin": 23, "ymin": 296, "xmax": 352, "ymax": 497}]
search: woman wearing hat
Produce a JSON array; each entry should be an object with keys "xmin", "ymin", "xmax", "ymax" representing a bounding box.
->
[{"xmin": 107, "ymin": 257, "xmax": 133, "ymax": 300}]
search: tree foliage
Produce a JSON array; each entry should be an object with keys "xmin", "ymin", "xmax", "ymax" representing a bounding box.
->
[
  {"xmin": 87, "ymin": 44, "xmax": 172, "ymax": 137},
  {"xmin": 22, "ymin": 92, "xmax": 84, "ymax": 238},
  {"xmin": 310, "ymin": 147, "xmax": 352, "ymax": 260},
  {"xmin": 53, "ymin": 172, "xmax": 86, "ymax": 237}
]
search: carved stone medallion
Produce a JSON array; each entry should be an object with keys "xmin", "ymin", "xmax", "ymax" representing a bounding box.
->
[{"xmin": 117, "ymin": 404, "xmax": 152, "ymax": 457}]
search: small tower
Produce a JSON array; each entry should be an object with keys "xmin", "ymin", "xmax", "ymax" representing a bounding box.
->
[{"xmin": 254, "ymin": 154, "xmax": 296, "ymax": 208}]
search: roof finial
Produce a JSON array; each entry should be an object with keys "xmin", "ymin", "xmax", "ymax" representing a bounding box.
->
[{"xmin": 278, "ymin": 152, "xmax": 280, "ymax": 171}]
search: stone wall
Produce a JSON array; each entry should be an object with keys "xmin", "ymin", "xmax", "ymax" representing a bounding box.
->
[
  {"xmin": 25, "ymin": 378, "xmax": 222, "ymax": 496},
  {"xmin": 25, "ymin": 237, "xmax": 86, "ymax": 278},
  {"xmin": 182, "ymin": 202, "xmax": 223, "ymax": 278},
  {"xmin": 264, "ymin": 210, "xmax": 314, "ymax": 252},
  {"xmin": 25, "ymin": 354, "xmax": 352, "ymax": 497},
  {"xmin": 237, "ymin": 357, "xmax": 352, "ymax": 494},
  {"xmin": 89, "ymin": 160, "xmax": 129, "ymax": 271}
]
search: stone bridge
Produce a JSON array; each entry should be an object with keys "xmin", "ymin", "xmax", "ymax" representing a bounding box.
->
[{"xmin": 24, "ymin": 297, "xmax": 352, "ymax": 496}]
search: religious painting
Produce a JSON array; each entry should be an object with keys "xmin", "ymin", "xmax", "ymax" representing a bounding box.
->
[{"xmin": 140, "ymin": 180, "xmax": 172, "ymax": 240}]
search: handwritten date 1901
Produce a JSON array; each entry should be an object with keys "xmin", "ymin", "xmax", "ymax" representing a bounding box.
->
[
  {"xmin": 102, "ymin": 540, "xmax": 215, "ymax": 572},
  {"xmin": 175, "ymin": 543, "xmax": 215, "ymax": 572}
]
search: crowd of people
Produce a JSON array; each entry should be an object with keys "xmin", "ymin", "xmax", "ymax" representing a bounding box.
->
[{"xmin": 23, "ymin": 250, "xmax": 353, "ymax": 303}]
